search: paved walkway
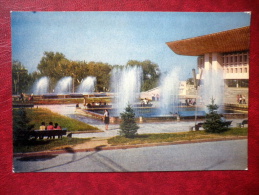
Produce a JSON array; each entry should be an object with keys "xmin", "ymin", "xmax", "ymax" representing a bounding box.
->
[
  {"xmin": 37, "ymin": 104, "xmax": 245, "ymax": 139},
  {"xmin": 72, "ymin": 119, "xmax": 243, "ymax": 139}
]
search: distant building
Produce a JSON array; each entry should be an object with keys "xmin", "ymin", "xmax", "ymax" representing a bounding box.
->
[{"xmin": 166, "ymin": 26, "xmax": 250, "ymax": 104}]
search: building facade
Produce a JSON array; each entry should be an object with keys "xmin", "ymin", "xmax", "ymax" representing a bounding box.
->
[{"xmin": 166, "ymin": 26, "xmax": 250, "ymax": 104}]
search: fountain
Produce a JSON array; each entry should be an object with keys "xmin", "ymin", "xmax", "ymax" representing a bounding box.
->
[
  {"xmin": 159, "ymin": 68, "xmax": 180, "ymax": 115},
  {"xmin": 76, "ymin": 76, "xmax": 96, "ymax": 93},
  {"xmin": 54, "ymin": 76, "xmax": 72, "ymax": 94},
  {"xmin": 199, "ymin": 69, "xmax": 225, "ymax": 112},
  {"xmin": 32, "ymin": 76, "xmax": 49, "ymax": 95},
  {"xmin": 111, "ymin": 66, "xmax": 143, "ymax": 116}
]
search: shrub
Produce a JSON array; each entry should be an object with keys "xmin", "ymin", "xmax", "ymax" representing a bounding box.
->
[
  {"xmin": 203, "ymin": 98, "xmax": 228, "ymax": 133},
  {"xmin": 119, "ymin": 105, "xmax": 139, "ymax": 138},
  {"xmin": 13, "ymin": 108, "xmax": 35, "ymax": 141}
]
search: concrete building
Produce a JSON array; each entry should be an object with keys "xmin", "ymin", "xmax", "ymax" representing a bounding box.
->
[{"xmin": 166, "ymin": 26, "xmax": 250, "ymax": 104}]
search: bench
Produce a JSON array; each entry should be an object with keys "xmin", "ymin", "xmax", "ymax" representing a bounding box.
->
[
  {"xmin": 30, "ymin": 129, "xmax": 67, "ymax": 139},
  {"xmin": 237, "ymin": 119, "xmax": 248, "ymax": 127},
  {"xmin": 193, "ymin": 122, "xmax": 204, "ymax": 131},
  {"xmin": 223, "ymin": 121, "xmax": 232, "ymax": 128}
]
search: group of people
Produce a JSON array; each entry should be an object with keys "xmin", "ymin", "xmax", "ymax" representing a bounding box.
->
[
  {"xmin": 40, "ymin": 122, "xmax": 62, "ymax": 130},
  {"xmin": 84, "ymin": 101, "xmax": 107, "ymax": 108},
  {"xmin": 39, "ymin": 122, "xmax": 62, "ymax": 139},
  {"xmin": 237, "ymin": 94, "xmax": 246, "ymax": 104},
  {"xmin": 19, "ymin": 93, "xmax": 34, "ymax": 102},
  {"xmin": 185, "ymin": 98, "xmax": 196, "ymax": 106},
  {"xmin": 151, "ymin": 94, "xmax": 160, "ymax": 101}
]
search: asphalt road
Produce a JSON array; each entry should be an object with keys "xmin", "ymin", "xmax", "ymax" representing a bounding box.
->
[{"xmin": 13, "ymin": 139, "xmax": 247, "ymax": 172}]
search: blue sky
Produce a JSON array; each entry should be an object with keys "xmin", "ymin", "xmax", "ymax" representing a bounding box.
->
[{"xmin": 12, "ymin": 11, "xmax": 251, "ymax": 79}]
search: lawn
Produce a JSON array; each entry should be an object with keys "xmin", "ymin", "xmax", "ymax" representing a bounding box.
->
[
  {"xmin": 108, "ymin": 127, "xmax": 248, "ymax": 146},
  {"xmin": 15, "ymin": 107, "xmax": 99, "ymax": 132}
]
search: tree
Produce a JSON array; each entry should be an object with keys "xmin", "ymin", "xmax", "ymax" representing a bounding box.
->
[
  {"xmin": 12, "ymin": 61, "xmax": 33, "ymax": 94},
  {"xmin": 186, "ymin": 78, "xmax": 194, "ymax": 85},
  {"xmin": 13, "ymin": 108, "xmax": 34, "ymax": 141},
  {"xmin": 86, "ymin": 61, "xmax": 112, "ymax": 92},
  {"xmin": 203, "ymin": 98, "xmax": 228, "ymax": 133},
  {"xmin": 127, "ymin": 60, "xmax": 160, "ymax": 91},
  {"xmin": 119, "ymin": 105, "xmax": 139, "ymax": 138}
]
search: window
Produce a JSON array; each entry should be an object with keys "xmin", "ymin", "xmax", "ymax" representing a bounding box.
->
[
  {"xmin": 239, "ymin": 55, "xmax": 242, "ymax": 62},
  {"xmin": 244, "ymin": 55, "xmax": 247, "ymax": 62},
  {"xmin": 225, "ymin": 79, "xmax": 249, "ymax": 88},
  {"xmin": 240, "ymin": 68, "xmax": 242, "ymax": 73}
]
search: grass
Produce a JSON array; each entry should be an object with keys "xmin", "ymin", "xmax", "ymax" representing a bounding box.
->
[
  {"xmin": 18, "ymin": 108, "xmax": 99, "ymax": 132},
  {"xmin": 108, "ymin": 127, "xmax": 247, "ymax": 146},
  {"xmin": 14, "ymin": 137, "xmax": 91, "ymax": 153}
]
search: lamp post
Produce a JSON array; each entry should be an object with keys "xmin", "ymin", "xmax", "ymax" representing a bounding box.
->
[{"xmin": 192, "ymin": 69, "xmax": 198, "ymax": 126}]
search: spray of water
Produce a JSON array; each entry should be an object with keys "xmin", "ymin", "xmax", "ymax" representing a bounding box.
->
[
  {"xmin": 159, "ymin": 68, "xmax": 180, "ymax": 115},
  {"xmin": 111, "ymin": 66, "xmax": 143, "ymax": 116},
  {"xmin": 200, "ymin": 69, "xmax": 224, "ymax": 112},
  {"xmin": 77, "ymin": 76, "xmax": 96, "ymax": 93},
  {"xmin": 32, "ymin": 76, "xmax": 49, "ymax": 95},
  {"xmin": 54, "ymin": 76, "xmax": 72, "ymax": 94}
]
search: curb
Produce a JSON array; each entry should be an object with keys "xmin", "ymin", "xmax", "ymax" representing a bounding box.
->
[{"xmin": 13, "ymin": 136, "xmax": 247, "ymax": 157}]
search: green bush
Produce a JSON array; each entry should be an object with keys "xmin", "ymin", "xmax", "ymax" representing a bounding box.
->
[
  {"xmin": 203, "ymin": 98, "xmax": 228, "ymax": 133},
  {"xmin": 13, "ymin": 108, "xmax": 35, "ymax": 141},
  {"xmin": 119, "ymin": 105, "xmax": 139, "ymax": 138}
]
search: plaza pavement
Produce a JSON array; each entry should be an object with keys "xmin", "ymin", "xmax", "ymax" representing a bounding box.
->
[
  {"xmin": 37, "ymin": 104, "xmax": 245, "ymax": 139},
  {"xmin": 71, "ymin": 119, "xmax": 244, "ymax": 139}
]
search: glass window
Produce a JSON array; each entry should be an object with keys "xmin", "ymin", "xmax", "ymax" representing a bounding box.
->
[
  {"xmin": 234, "ymin": 56, "xmax": 237, "ymax": 62},
  {"xmin": 225, "ymin": 79, "xmax": 249, "ymax": 88},
  {"xmin": 244, "ymin": 55, "xmax": 247, "ymax": 62}
]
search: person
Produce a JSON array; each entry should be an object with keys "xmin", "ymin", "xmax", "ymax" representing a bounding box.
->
[
  {"xmin": 47, "ymin": 122, "xmax": 54, "ymax": 130},
  {"xmin": 54, "ymin": 123, "xmax": 62, "ymax": 130},
  {"xmin": 242, "ymin": 95, "xmax": 246, "ymax": 104},
  {"xmin": 237, "ymin": 94, "xmax": 240, "ymax": 104},
  {"xmin": 39, "ymin": 122, "xmax": 46, "ymax": 139},
  {"xmin": 20, "ymin": 93, "xmax": 24, "ymax": 102},
  {"xmin": 156, "ymin": 94, "xmax": 159, "ymax": 101},
  {"xmin": 46, "ymin": 122, "xmax": 54, "ymax": 139},
  {"xmin": 54, "ymin": 123, "xmax": 62, "ymax": 138},
  {"xmin": 239, "ymin": 95, "xmax": 243, "ymax": 104},
  {"xmin": 29, "ymin": 93, "xmax": 34, "ymax": 101},
  {"xmin": 152, "ymin": 94, "xmax": 155, "ymax": 101},
  {"xmin": 103, "ymin": 109, "xmax": 110, "ymax": 130},
  {"xmin": 39, "ymin": 122, "xmax": 46, "ymax": 130},
  {"xmin": 142, "ymin": 98, "xmax": 148, "ymax": 106}
]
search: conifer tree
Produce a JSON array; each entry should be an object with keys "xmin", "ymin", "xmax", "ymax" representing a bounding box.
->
[
  {"xmin": 119, "ymin": 105, "xmax": 139, "ymax": 138},
  {"xmin": 203, "ymin": 98, "xmax": 227, "ymax": 133},
  {"xmin": 13, "ymin": 108, "xmax": 34, "ymax": 141}
]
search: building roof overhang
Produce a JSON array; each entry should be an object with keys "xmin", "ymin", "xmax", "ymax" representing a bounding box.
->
[{"xmin": 166, "ymin": 26, "xmax": 250, "ymax": 56}]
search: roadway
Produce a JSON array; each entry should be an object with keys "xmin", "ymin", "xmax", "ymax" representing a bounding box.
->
[{"xmin": 13, "ymin": 139, "xmax": 247, "ymax": 172}]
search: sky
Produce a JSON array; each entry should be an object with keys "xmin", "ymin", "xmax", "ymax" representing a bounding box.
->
[{"xmin": 11, "ymin": 11, "xmax": 251, "ymax": 80}]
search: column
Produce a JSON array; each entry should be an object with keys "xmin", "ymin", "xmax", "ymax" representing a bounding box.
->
[
  {"xmin": 212, "ymin": 52, "xmax": 223, "ymax": 72},
  {"xmin": 204, "ymin": 53, "xmax": 211, "ymax": 70}
]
